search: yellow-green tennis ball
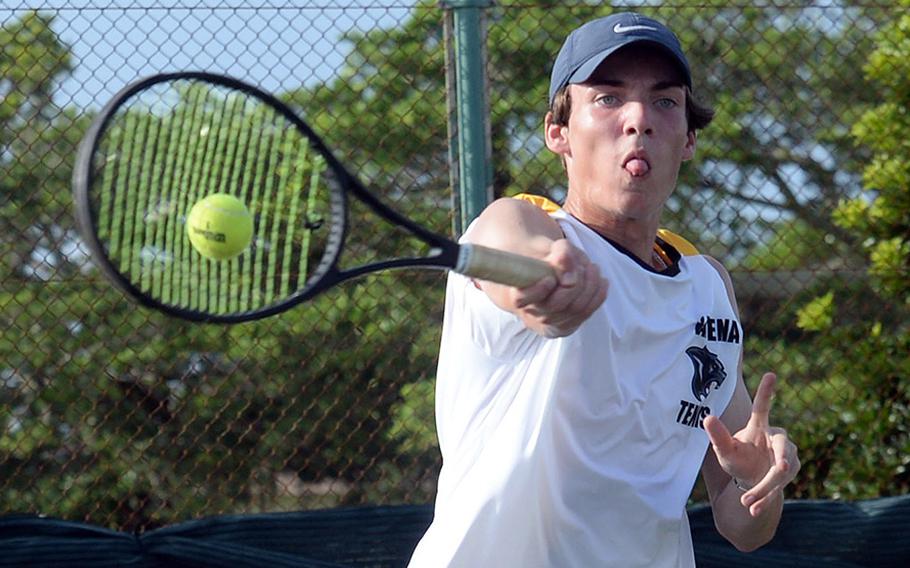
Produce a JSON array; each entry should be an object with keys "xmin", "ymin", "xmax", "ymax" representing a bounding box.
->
[{"xmin": 186, "ymin": 193, "xmax": 253, "ymax": 260}]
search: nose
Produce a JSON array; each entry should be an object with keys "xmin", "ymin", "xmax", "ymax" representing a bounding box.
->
[{"xmin": 623, "ymin": 101, "xmax": 653, "ymax": 136}]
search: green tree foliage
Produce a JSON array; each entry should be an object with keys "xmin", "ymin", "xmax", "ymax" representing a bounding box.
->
[
  {"xmin": 1, "ymin": 11, "xmax": 445, "ymax": 531},
  {"xmin": 670, "ymin": 1, "xmax": 894, "ymax": 261},
  {"xmin": 786, "ymin": 7, "xmax": 910, "ymax": 499},
  {"xmin": 840, "ymin": 10, "xmax": 910, "ymax": 304},
  {"xmin": 288, "ymin": 0, "xmax": 887, "ymax": 252},
  {"xmin": 1, "ymin": 11, "xmax": 78, "ymax": 273}
]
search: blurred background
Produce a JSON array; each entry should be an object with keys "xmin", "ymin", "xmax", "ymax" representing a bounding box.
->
[{"xmin": 1, "ymin": 0, "xmax": 907, "ymax": 534}]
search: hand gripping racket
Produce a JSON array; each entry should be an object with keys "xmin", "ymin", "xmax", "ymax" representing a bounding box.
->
[{"xmin": 72, "ymin": 72, "xmax": 553, "ymax": 323}]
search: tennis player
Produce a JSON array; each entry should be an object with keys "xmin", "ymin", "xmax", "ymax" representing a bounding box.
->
[{"xmin": 409, "ymin": 12, "xmax": 800, "ymax": 567}]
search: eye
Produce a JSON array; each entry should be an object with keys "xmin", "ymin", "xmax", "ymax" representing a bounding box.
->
[
  {"xmin": 595, "ymin": 94, "xmax": 619, "ymax": 106},
  {"xmin": 656, "ymin": 97, "xmax": 679, "ymax": 109}
]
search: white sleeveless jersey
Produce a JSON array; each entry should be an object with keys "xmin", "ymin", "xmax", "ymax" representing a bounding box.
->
[{"xmin": 409, "ymin": 210, "xmax": 741, "ymax": 568}]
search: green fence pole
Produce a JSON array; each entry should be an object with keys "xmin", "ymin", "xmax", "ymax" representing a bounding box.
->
[{"xmin": 443, "ymin": 0, "xmax": 493, "ymax": 236}]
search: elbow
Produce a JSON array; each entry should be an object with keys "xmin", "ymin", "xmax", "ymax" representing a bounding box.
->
[
  {"xmin": 716, "ymin": 523, "xmax": 776, "ymax": 553},
  {"xmin": 712, "ymin": 490, "xmax": 784, "ymax": 553},
  {"xmin": 731, "ymin": 538, "xmax": 767, "ymax": 554}
]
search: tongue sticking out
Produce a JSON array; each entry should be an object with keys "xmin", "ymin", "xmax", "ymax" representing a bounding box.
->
[{"xmin": 625, "ymin": 158, "xmax": 650, "ymax": 177}]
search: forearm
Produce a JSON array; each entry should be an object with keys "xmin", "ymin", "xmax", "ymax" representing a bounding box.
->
[{"xmin": 712, "ymin": 478, "xmax": 783, "ymax": 552}]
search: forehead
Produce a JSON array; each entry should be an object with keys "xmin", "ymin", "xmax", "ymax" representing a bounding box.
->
[{"xmin": 585, "ymin": 43, "xmax": 687, "ymax": 86}]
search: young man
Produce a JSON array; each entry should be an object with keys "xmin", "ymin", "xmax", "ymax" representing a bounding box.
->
[{"xmin": 409, "ymin": 12, "xmax": 800, "ymax": 567}]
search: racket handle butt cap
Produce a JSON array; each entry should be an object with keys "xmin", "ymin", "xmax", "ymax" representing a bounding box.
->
[{"xmin": 456, "ymin": 244, "xmax": 554, "ymax": 288}]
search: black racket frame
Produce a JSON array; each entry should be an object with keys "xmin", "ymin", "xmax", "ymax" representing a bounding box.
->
[{"xmin": 73, "ymin": 72, "xmax": 462, "ymax": 323}]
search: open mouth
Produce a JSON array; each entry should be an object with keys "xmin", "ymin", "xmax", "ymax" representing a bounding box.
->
[{"xmin": 623, "ymin": 154, "xmax": 651, "ymax": 177}]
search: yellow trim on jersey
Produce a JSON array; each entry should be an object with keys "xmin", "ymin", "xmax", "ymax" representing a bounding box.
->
[
  {"xmin": 514, "ymin": 193, "xmax": 561, "ymax": 214},
  {"xmin": 656, "ymin": 228, "xmax": 699, "ymax": 256},
  {"xmin": 512, "ymin": 193, "xmax": 700, "ymax": 256}
]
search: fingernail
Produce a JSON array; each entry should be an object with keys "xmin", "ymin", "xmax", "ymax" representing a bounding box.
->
[{"xmin": 742, "ymin": 495, "xmax": 756, "ymax": 507}]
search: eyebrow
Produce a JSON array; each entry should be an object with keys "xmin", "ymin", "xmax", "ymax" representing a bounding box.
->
[{"xmin": 590, "ymin": 79, "xmax": 685, "ymax": 91}]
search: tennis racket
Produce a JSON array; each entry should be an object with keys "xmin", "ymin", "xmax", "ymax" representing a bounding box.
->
[{"xmin": 72, "ymin": 72, "xmax": 552, "ymax": 323}]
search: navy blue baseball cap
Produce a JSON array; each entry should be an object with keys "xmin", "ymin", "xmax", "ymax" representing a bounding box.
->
[{"xmin": 548, "ymin": 12, "xmax": 692, "ymax": 106}]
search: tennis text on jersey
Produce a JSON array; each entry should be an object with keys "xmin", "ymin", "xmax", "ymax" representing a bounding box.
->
[
  {"xmin": 676, "ymin": 400, "xmax": 710, "ymax": 429},
  {"xmin": 694, "ymin": 316, "xmax": 741, "ymax": 344}
]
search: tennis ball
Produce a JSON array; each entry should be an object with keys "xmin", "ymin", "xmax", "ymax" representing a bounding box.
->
[{"xmin": 186, "ymin": 193, "xmax": 254, "ymax": 260}]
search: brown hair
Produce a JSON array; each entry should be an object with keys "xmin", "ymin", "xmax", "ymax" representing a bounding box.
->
[{"xmin": 549, "ymin": 84, "xmax": 715, "ymax": 133}]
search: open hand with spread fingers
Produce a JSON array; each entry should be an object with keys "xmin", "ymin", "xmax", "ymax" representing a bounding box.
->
[{"xmin": 703, "ymin": 373, "xmax": 800, "ymax": 517}]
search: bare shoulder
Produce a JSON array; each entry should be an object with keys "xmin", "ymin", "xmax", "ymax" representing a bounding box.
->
[
  {"xmin": 701, "ymin": 255, "xmax": 739, "ymax": 312},
  {"xmin": 467, "ymin": 197, "xmax": 564, "ymax": 258},
  {"xmin": 701, "ymin": 255, "xmax": 731, "ymax": 282},
  {"xmin": 701, "ymin": 255, "xmax": 750, "ymax": 429}
]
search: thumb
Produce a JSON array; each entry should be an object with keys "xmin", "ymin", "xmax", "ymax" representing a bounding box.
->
[{"xmin": 703, "ymin": 415, "xmax": 736, "ymax": 456}]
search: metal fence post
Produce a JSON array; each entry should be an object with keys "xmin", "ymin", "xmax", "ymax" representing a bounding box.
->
[{"xmin": 443, "ymin": 0, "xmax": 493, "ymax": 236}]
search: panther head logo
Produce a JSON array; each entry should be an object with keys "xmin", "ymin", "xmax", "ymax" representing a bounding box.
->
[{"xmin": 686, "ymin": 345, "xmax": 727, "ymax": 401}]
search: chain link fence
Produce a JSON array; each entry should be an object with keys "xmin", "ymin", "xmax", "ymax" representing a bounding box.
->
[{"xmin": 2, "ymin": 0, "xmax": 907, "ymax": 533}]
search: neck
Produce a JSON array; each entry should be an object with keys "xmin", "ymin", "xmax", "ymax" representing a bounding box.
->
[{"xmin": 563, "ymin": 201, "xmax": 660, "ymax": 265}]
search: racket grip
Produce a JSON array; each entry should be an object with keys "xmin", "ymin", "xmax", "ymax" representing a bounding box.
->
[{"xmin": 456, "ymin": 243, "xmax": 555, "ymax": 288}]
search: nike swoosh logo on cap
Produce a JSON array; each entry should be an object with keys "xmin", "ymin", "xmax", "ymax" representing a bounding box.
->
[{"xmin": 613, "ymin": 23, "xmax": 657, "ymax": 33}]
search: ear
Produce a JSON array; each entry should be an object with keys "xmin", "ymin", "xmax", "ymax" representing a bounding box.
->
[
  {"xmin": 682, "ymin": 130, "xmax": 697, "ymax": 162},
  {"xmin": 544, "ymin": 111, "xmax": 570, "ymax": 155}
]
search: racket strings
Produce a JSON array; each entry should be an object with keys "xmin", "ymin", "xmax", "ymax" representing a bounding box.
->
[{"xmin": 90, "ymin": 78, "xmax": 333, "ymax": 317}]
